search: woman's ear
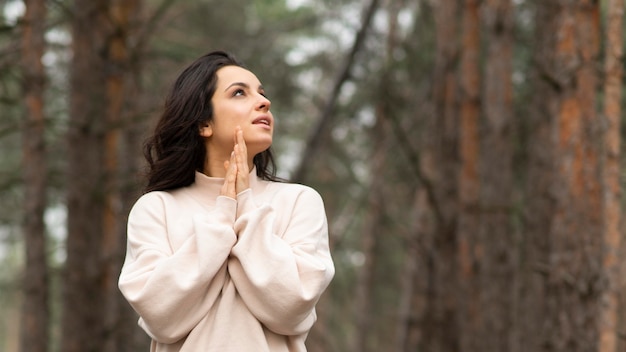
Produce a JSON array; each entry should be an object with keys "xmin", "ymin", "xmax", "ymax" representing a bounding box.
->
[{"xmin": 199, "ymin": 123, "xmax": 213, "ymax": 137}]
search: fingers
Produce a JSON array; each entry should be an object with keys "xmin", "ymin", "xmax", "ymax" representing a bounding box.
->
[
  {"xmin": 220, "ymin": 152, "xmax": 237, "ymax": 199},
  {"xmin": 234, "ymin": 126, "xmax": 248, "ymax": 171},
  {"xmin": 235, "ymin": 126, "xmax": 247, "ymax": 158},
  {"xmin": 234, "ymin": 126, "xmax": 249, "ymax": 193},
  {"xmin": 220, "ymin": 126, "xmax": 250, "ymax": 199},
  {"xmin": 234, "ymin": 143, "xmax": 247, "ymax": 172},
  {"xmin": 234, "ymin": 144, "xmax": 249, "ymax": 194}
]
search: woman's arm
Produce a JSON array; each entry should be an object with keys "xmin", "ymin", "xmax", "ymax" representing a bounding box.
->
[
  {"xmin": 227, "ymin": 186, "xmax": 335, "ymax": 336},
  {"xmin": 118, "ymin": 193, "xmax": 237, "ymax": 343}
]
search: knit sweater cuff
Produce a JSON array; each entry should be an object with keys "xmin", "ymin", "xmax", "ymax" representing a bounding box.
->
[
  {"xmin": 214, "ymin": 195, "xmax": 237, "ymax": 224},
  {"xmin": 236, "ymin": 189, "xmax": 257, "ymax": 218}
]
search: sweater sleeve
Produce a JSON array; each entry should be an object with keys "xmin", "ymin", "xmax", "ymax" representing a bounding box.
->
[
  {"xmin": 227, "ymin": 186, "xmax": 335, "ymax": 336},
  {"xmin": 118, "ymin": 193, "xmax": 237, "ymax": 344}
]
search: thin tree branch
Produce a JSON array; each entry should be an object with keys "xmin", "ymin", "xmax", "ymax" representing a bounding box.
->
[
  {"xmin": 132, "ymin": 0, "xmax": 179, "ymax": 56},
  {"xmin": 290, "ymin": 0, "xmax": 381, "ymax": 183},
  {"xmin": 386, "ymin": 108, "xmax": 444, "ymax": 226}
]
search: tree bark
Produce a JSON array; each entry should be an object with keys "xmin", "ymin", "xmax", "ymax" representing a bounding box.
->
[
  {"xmin": 20, "ymin": 0, "xmax": 49, "ymax": 351},
  {"xmin": 62, "ymin": 1, "xmax": 148, "ymax": 350},
  {"xmin": 548, "ymin": 2, "xmax": 602, "ymax": 350},
  {"xmin": 102, "ymin": 1, "xmax": 144, "ymax": 351},
  {"xmin": 598, "ymin": 1, "xmax": 623, "ymax": 351},
  {"xmin": 62, "ymin": 0, "xmax": 109, "ymax": 350},
  {"xmin": 351, "ymin": 1, "xmax": 397, "ymax": 344},
  {"xmin": 522, "ymin": 1, "xmax": 603, "ymax": 350},
  {"xmin": 477, "ymin": 0, "xmax": 516, "ymax": 350},
  {"xmin": 518, "ymin": 1, "xmax": 556, "ymax": 350},
  {"xmin": 456, "ymin": 0, "xmax": 481, "ymax": 350},
  {"xmin": 411, "ymin": 0, "xmax": 461, "ymax": 350},
  {"xmin": 351, "ymin": 115, "xmax": 387, "ymax": 352}
]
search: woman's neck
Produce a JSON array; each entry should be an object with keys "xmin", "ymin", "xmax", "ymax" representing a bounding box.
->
[
  {"xmin": 203, "ymin": 158, "xmax": 227, "ymax": 178},
  {"xmin": 203, "ymin": 154, "xmax": 254, "ymax": 177}
]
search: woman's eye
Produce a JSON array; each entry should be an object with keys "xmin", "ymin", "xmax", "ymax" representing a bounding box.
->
[{"xmin": 233, "ymin": 89, "xmax": 245, "ymax": 97}]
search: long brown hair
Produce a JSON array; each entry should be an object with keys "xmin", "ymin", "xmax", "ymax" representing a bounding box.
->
[{"xmin": 143, "ymin": 51, "xmax": 278, "ymax": 192}]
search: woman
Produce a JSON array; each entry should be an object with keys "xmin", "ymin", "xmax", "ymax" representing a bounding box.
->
[{"xmin": 118, "ymin": 51, "xmax": 335, "ymax": 352}]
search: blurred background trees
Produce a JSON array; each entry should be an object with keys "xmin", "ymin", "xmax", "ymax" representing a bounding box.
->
[{"xmin": 1, "ymin": 0, "xmax": 625, "ymax": 351}]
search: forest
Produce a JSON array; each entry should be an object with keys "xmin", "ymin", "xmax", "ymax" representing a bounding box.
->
[{"xmin": 1, "ymin": 0, "xmax": 626, "ymax": 351}]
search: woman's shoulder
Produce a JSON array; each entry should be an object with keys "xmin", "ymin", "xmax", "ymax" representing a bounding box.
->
[
  {"xmin": 266, "ymin": 181, "xmax": 324, "ymax": 204},
  {"xmin": 268, "ymin": 180, "xmax": 317, "ymax": 193},
  {"xmin": 131, "ymin": 189, "xmax": 184, "ymax": 212},
  {"xmin": 136, "ymin": 189, "xmax": 174, "ymax": 202}
]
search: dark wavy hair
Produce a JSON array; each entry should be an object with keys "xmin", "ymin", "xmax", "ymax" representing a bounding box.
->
[{"xmin": 143, "ymin": 51, "xmax": 278, "ymax": 192}]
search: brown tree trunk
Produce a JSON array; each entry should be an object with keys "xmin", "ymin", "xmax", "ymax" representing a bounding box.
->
[
  {"xmin": 456, "ymin": 0, "xmax": 481, "ymax": 350},
  {"xmin": 518, "ymin": 2, "xmax": 555, "ymax": 350},
  {"xmin": 390, "ymin": 2, "xmax": 420, "ymax": 350},
  {"xmin": 62, "ymin": 0, "xmax": 109, "ymax": 350},
  {"xmin": 547, "ymin": 2, "xmax": 602, "ymax": 350},
  {"xmin": 63, "ymin": 1, "xmax": 146, "ymax": 351},
  {"xmin": 20, "ymin": 0, "xmax": 49, "ymax": 351},
  {"xmin": 598, "ymin": 0, "xmax": 623, "ymax": 351},
  {"xmin": 411, "ymin": 1, "xmax": 461, "ymax": 351},
  {"xmin": 522, "ymin": 1, "xmax": 602, "ymax": 351},
  {"xmin": 102, "ymin": 1, "xmax": 143, "ymax": 351},
  {"xmin": 351, "ymin": 2, "xmax": 401, "ymax": 344},
  {"xmin": 351, "ymin": 115, "xmax": 388, "ymax": 352},
  {"xmin": 115, "ymin": 13, "xmax": 154, "ymax": 352},
  {"xmin": 476, "ymin": 0, "xmax": 516, "ymax": 350},
  {"xmin": 115, "ymin": 1, "xmax": 157, "ymax": 350}
]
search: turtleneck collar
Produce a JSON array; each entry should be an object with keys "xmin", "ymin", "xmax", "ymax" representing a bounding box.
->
[{"xmin": 186, "ymin": 167, "xmax": 263, "ymax": 206}]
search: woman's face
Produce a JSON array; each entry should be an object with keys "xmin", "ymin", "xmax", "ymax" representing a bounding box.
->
[{"xmin": 203, "ymin": 65, "xmax": 273, "ymax": 158}]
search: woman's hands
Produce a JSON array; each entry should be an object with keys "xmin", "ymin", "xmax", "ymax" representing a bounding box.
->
[{"xmin": 220, "ymin": 126, "xmax": 249, "ymax": 199}]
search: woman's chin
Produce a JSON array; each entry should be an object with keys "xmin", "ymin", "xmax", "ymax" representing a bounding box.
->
[{"xmin": 247, "ymin": 139, "xmax": 273, "ymax": 155}]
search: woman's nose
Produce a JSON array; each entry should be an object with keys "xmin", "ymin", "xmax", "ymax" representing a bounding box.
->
[{"xmin": 257, "ymin": 94, "xmax": 271, "ymax": 111}]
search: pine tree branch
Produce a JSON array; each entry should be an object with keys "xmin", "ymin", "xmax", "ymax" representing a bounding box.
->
[{"xmin": 290, "ymin": 0, "xmax": 381, "ymax": 183}]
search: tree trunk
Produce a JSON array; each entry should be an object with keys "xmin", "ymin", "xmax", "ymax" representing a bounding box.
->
[
  {"xmin": 352, "ymin": 2, "xmax": 404, "ymax": 351},
  {"xmin": 63, "ymin": 1, "xmax": 147, "ymax": 351},
  {"xmin": 62, "ymin": 0, "xmax": 109, "ymax": 350},
  {"xmin": 477, "ymin": 0, "xmax": 516, "ymax": 351},
  {"xmin": 518, "ymin": 2, "xmax": 555, "ymax": 350},
  {"xmin": 412, "ymin": 0, "xmax": 461, "ymax": 350},
  {"xmin": 102, "ymin": 1, "xmax": 143, "ymax": 351},
  {"xmin": 598, "ymin": 0, "xmax": 623, "ymax": 351},
  {"xmin": 20, "ymin": 0, "xmax": 49, "ymax": 351},
  {"xmin": 547, "ymin": 2, "xmax": 602, "ymax": 350},
  {"xmin": 522, "ymin": 1, "xmax": 602, "ymax": 350},
  {"xmin": 351, "ymin": 118, "xmax": 387, "ymax": 352},
  {"xmin": 456, "ymin": 0, "xmax": 481, "ymax": 350},
  {"xmin": 397, "ymin": 187, "xmax": 432, "ymax": 351}
]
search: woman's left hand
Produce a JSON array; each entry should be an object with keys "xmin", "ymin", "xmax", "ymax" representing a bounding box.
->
[{"xmin": 234, "ymin": 126, "xmax": 249, "ymax": 194}]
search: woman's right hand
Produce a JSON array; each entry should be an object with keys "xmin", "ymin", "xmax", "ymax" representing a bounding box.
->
[
  {"xmin": 220, "ymin": 151, "xmax": 237, "ymax": 199},
  {"xmin": 220, "ymin": 126, "xmax": 249, "ymax": 199}
]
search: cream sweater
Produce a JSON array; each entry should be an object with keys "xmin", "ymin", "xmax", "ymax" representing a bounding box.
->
[{"xmin": 118, "ymin": 170, "xmax": 335, "ymax": 352}]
